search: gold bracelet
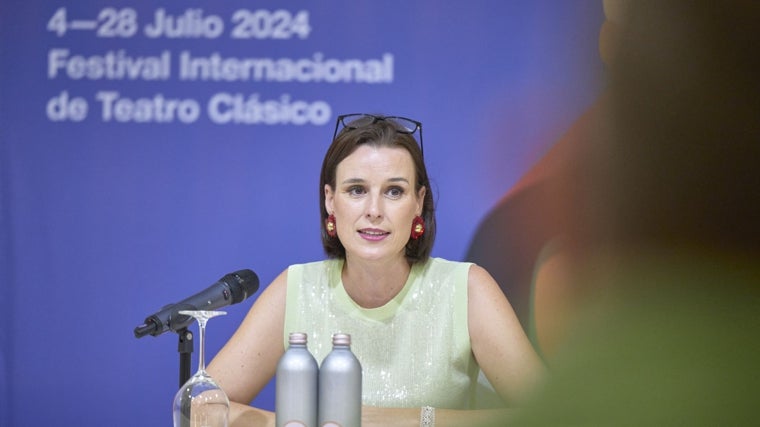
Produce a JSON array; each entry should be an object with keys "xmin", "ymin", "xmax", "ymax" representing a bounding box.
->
[{"xmin": 421, "ymin": 406, "xmax": 435, "ymax": 427}]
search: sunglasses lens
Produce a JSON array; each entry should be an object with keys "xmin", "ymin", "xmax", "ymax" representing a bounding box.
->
[
  {"xmin": 335, "ymin": 114, "xmax": 423, "ymax": 155},
  {"xmin": 341, "ymin": 114, "xmax": 377, "ymax": 129},
  {"xmin": 386, "ymin": 117, "xmax": 419, "ymax": 134}
]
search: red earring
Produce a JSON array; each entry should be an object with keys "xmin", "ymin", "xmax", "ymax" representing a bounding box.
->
[
  {"xmin": 410, "ymin": 215, "xmax": 425, "ymax": 240},
  {"xmin": 325, "ymin": 214, "xmax": 337, "ymax": 237}
]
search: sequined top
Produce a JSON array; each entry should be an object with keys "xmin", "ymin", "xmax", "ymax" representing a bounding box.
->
[{"xmin": 284, "ymin": 257, "xmax": 478, "ymax": 409}]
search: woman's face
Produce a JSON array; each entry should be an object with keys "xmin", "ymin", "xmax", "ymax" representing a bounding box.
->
[{"xmin": 325, "ymin": 144, "xmax": 425, "ymax": 264}]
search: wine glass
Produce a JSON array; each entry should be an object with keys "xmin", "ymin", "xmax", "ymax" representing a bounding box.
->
[{"xmin": 173, "ymin": 310, "xmax": 229, "ymax": 427}]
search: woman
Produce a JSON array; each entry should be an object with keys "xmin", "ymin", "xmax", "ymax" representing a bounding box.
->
[{"xmin": 207, "ymin": 113, "xmax": 545, "ymax": 426}]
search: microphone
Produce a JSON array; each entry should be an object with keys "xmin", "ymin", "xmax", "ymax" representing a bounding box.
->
[{"xmin": 134, "ymin": 269, "xmax": 259, "ymax": 338}]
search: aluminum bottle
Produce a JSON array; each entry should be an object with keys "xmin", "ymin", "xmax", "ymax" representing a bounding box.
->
[
  {"xmin": 318, "ymin": 333, "xmax": 362, "ymax": 427},
  {"xmin": 276, "ymin": 332, "xmax": 319, "ymax": 427}
]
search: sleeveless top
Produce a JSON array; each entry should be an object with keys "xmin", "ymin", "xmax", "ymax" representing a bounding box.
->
[{"xmin": 284, "ymin": 257, "xmax": 478, "ymax": 409}]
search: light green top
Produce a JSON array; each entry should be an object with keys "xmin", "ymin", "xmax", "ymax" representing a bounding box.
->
[{"xmin": 284, "ymin": 257, "xmax": 478, "ymax": 409}]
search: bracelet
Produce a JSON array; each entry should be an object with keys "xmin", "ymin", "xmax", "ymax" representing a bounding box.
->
[{"xmin": 420, "ymin": 406, "xmax": 435, "ymax": 427}]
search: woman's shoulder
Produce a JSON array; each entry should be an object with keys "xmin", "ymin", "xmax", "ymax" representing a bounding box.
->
[
  {"xmin": 286, "ymin": 259, "xmax": 343, "ymax": 285},
  {"xmin": 424, "ymin": 258, "xmax": 497, "ymax": 287},
  {"xmin": 288, "ymin": 258, "xmax": 341, "ymax": 270},
  {"xmin": 424, "ymin": 257, "xmax": 473, "ymax": 270},
  {"xmin": 418, "ymin": 257, "xmax": 474, "ymax": 281}
]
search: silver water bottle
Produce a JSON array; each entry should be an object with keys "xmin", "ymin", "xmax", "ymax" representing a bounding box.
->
[
  {"xmin": 318, "ymin": 333, "xmax": 362, "ymax": 427},
  {"xmin": 276, "ymin": 332, "xmax": 319, "ymax": 427}
]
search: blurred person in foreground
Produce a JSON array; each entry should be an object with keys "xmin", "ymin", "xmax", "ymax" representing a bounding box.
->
[
  {"xmin": 510, "ymin": 1, "xmax": 760, "ymax": 425},
  {"xmin": 207, "ymin": 113, "xmax": 546, "ymax": 426},
  {"xmin": 465, "ymin": 0, "xmax": 619, "ymax": 363}
]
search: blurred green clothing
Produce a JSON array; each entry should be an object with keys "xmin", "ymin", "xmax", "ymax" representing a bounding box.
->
[{"xmin": 512, "ymin": 254, "xmax": 759, "ymax": 426}]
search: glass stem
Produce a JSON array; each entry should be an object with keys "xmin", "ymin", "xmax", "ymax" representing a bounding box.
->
[{"xmin": 197, "ymin": 317, "xmax": 207, "ymax": 373}]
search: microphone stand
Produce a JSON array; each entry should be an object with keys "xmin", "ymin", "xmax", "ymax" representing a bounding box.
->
[
  {"xmin": 177, "ymin": 327, "xmax": 193, "ymax": 387},
  {"xmin": 177, "ymin": 327, "xmax": 193, "ymax": 427}
]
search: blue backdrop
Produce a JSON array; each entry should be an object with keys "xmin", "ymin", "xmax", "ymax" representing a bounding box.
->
[{"xmin": 1, "ymin": 1, "xmax": 604, "ymax": 425}]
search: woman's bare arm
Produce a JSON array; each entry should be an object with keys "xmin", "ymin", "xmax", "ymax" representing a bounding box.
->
[
  {"xmin": 206, "ymin": 269, "xmax": 289, "ymax": 427},
  {"xmin": 467, "ymin": 264, "xmax": 547, "ymax": 405}
]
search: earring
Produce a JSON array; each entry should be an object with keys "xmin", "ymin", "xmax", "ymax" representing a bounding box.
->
[
  {"xmin": 325, "ymin": 214, "xmax": 337, "ymax": 237},
  {"xmin": 410, "ymin": 215, "xmax": 425, "ymax": 240}
]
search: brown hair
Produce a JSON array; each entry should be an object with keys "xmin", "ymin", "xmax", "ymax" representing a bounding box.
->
[{"xmin": 319, "ymin": 116, "xmax": 436, "ymax": 263}]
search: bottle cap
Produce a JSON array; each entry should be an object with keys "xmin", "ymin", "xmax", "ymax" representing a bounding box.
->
[
  {"xmin": 289, "ymin": 332, "xmax": 308, "ymax": 344},
  {"xmin": 332, "ymin": 332, "xmax": 351, "ymax": 346}
]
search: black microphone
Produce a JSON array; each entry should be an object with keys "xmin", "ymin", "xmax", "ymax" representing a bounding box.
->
[{"xmin": 134, "ymin": 269, "xmax": 259, "ymax": 338}]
